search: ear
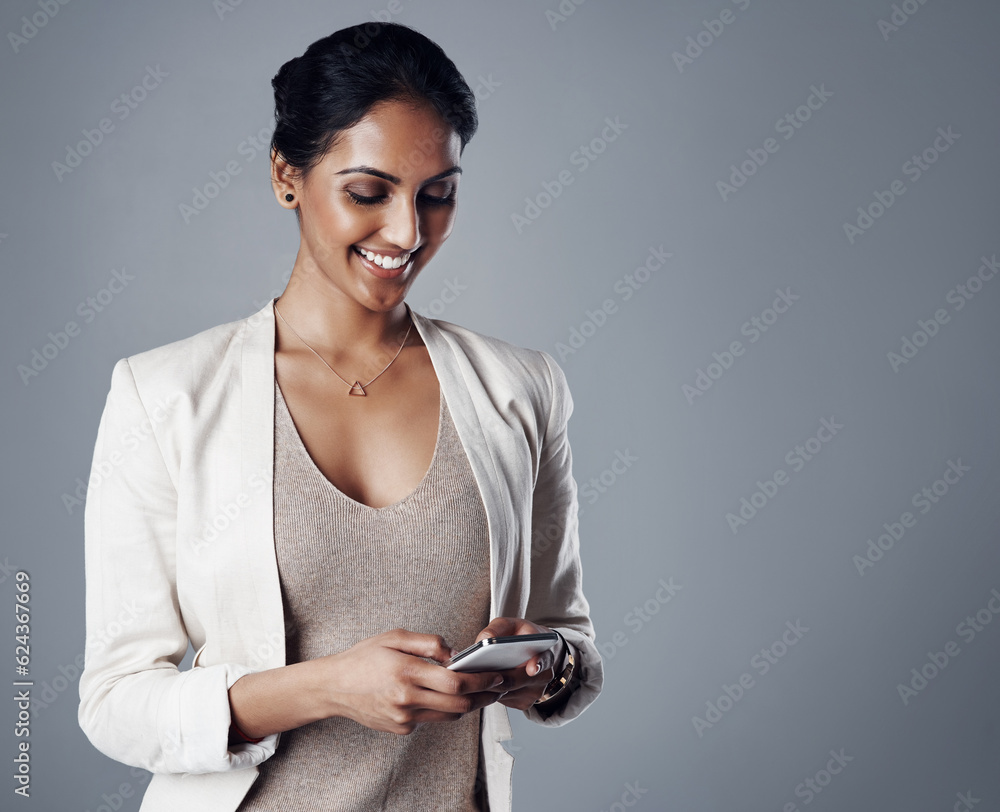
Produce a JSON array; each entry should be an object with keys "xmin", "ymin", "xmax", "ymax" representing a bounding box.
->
[{"xmin": 270, "ymin": 148, "xmax": 299, "ymax": 209}]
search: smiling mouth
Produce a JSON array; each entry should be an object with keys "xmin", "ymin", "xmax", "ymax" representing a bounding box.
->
[{"xmin": 353, "ymin": 245, "xmax": 415, "ymax": 270}]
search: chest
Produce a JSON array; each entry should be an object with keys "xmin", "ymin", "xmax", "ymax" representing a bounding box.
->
[{"xmin": 274, "ymin": 345, "xmax": 441, "ymax": 510}]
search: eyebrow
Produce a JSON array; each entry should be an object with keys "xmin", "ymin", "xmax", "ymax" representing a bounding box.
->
[{"xmin": 334, "ymin": 165, "xmax": 462, "ymax": 184}]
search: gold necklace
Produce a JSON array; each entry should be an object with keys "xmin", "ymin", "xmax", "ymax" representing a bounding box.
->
[{"xmin": 274, "ymin": 302, "xmax": 413, "ymax": 397}]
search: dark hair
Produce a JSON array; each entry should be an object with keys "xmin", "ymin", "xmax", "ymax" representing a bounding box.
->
[{"xmin": 270, "ymin": 22, "xmax": 478, "ymax": 183}]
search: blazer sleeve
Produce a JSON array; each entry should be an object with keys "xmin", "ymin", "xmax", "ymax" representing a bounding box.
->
[
  {"xmin": 77, "ymin": 358, "xmax": 279, "ymax": 774},
  {"xmin": 521, "ymin": 350, "xmax": 604, "ymax": 726}
]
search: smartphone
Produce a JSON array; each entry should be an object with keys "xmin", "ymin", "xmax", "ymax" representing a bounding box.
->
[{"xmin": 445, "ymin": 632, "xmax": 560, "ymax": 672}]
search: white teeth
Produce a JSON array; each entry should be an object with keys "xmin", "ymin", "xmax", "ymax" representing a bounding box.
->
[{"xmin": 356, "ymin": 247, "xmax": 411, "ymax": 269}]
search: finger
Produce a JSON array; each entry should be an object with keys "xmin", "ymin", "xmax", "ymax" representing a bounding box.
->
[
  {"xmin": 407, "ymin": 686, "xmax": 503, "ymax": 718},
  {"xmin": 484, "ymin": 663, "xmax": 540, "ymax": 693},
  {"xmin": 477, "ymin": 663, "xmax": 520, "ymax": 692},
  {"xmin": 474, "ymin": 616, "xmax": 516, "ymax": 644},
  {"xmin": 528, "ymin": 648, "xmax": 557, "ymax": 676},
  {"xmin": 497, "ymin": 687, "xmax": 540, "ymax": 711},
  {"xmin": 416, "ymin": 661, "xmax": 506, "ymax": 696},
  {"xmin": 384, "ymin": 628, "xmax": 454, "ymax": 664}
]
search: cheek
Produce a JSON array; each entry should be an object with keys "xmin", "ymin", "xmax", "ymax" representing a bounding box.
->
[
  {"xmin": 426, "ymin": 206, "xmax": 458, "ymax": 240},
  {"xmin": 317, "ymin": 199, "xmax": 379, "ymax": 243}
]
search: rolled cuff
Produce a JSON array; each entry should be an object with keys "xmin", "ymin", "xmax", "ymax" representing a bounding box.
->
[
  {"xmin": 80, "ymin": 660, "xmax": 279, "ymax": 774},
  {"xmin": 521, "ymin": 626, "xmax": 603, "ymax": 727}
]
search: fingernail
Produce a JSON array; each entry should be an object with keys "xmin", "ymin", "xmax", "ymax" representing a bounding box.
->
[
  {"xmin": 450, "ymin": 648, "xmax": 459, "ymax": 658},
  {"xmin": 532, "ymin": 662, "xmax": 541, "ymax": 676},
  {"xmin": 492, "ymin": 676, "xmax": 504, "ymax": 688}
]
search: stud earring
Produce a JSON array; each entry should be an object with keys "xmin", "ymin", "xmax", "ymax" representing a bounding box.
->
[{"xmin": 285, "ymin": 193, "xmax": 294, "ymax": 202}]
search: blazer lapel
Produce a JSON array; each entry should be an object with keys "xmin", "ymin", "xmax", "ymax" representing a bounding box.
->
[
  {"xmin": 237, "ymin": 300, "xmax": 285, "ymax": 665},
  {"xmin": 407, "ymin": 305, "xmax": 514, "ymax": 622}
]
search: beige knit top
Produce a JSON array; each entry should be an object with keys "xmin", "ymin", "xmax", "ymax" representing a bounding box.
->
[{"xmin": 236, "ymin": 378, "xmax": 493, "ymax": 811}]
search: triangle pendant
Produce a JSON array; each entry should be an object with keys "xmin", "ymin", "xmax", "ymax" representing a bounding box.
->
[{"xmin": 348, "ymin": 381, "xmax": 367, "ymax": 396}]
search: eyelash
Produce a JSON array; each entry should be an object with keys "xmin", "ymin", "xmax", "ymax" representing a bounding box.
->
[{"xmin": 346, "ymin": 191, "xmax": 456, "ymax": 208}]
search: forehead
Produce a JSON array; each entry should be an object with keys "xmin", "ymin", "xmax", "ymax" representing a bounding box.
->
[{"xmin": 325, "ymin": 99, "xmax": 462, "ymax": 179}]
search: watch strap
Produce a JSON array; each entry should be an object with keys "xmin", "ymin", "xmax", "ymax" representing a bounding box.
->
[{"xmin": 534, "ymin": 632, "xmax": 576, "ymax": 704}]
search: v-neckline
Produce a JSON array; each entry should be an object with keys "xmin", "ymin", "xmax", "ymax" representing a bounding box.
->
[{"xmin": 274, "ymin": 376, "xmax": 445, "ymax": 513}]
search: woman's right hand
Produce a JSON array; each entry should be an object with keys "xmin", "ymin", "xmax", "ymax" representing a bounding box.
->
[{"xmin": 312, "ymin": 628, "xmax": 505, "ymax": 735}]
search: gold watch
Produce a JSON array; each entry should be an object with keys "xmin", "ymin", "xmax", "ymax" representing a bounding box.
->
[{"xmin": 535, "ymin": 645, "xmax": 575, "ymax": 705}]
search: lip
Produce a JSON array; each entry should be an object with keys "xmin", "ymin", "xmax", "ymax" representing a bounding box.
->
[{"xmin": 352, "ymin": 245, "xmax": 417, "ymax": 279}]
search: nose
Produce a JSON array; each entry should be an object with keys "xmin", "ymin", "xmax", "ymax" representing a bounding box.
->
[{"xmin": 380, "ymin": 193, "xmax": 420, "ymax": 252}]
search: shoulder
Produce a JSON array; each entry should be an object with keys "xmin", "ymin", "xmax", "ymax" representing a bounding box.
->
[
  {"xmin": 414, "ymin": 311, "xmax": 572, "ymax": 420},
  {"xmin": 104, "ymin": 308, "xmax": 254, "ymax": 403},
  {"xmin": 129, "ymin": 309, "xmax": 250, "ymax": 366}
]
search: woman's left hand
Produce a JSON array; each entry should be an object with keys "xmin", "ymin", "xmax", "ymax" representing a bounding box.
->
[{"xmin": 472, "ymin": 617, "xmax": 564, "ymax": 710}]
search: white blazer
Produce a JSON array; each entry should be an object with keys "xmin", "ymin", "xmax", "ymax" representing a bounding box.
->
[{"xmin": 78, "ymin": 297, "xmax": 603, "ymax": 812}]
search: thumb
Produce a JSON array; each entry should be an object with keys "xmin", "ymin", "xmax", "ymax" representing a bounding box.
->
[
  {"xmin": 385, "ymin": 629, "xmax": 454, "ymax": 664},
  {"xmin": 475, "ymin": 616, "xmax": 516, "ymax": 644}
]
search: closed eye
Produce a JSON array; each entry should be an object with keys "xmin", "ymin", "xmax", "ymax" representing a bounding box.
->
[
  {"xmin": 346, "ymin": 191, "xmax": 386, "ymax": 207},
  {"xmin": 419, "ymin": 192, "xmax": 456, "ymax": 207},
  {"xmin": 346, "ymin": 191, "xmax": 456, "ymax": 208}
]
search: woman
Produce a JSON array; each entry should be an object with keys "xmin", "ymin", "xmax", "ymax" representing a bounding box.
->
[{"xmin": 78, "ymin": 21, "xmax": 602, "ymax": 812}]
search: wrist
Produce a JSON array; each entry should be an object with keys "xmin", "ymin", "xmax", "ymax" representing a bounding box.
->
[
  {"xmin": 300, "ymin": 656, "xmax": 345, "ymax": 724},
  {"xmin": 227, "ymin": 659, "xmax": 337, "ymax": 741}
]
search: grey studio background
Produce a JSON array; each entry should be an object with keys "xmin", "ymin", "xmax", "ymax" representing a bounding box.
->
[{"xmin": 1, "ymin": 0, "xmax": 999, "ymax": 810}]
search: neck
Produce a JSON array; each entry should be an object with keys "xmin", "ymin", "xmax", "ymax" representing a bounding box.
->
[{"xmin": 274, "ymin": 266, "xmax": 416, "ymax": 367}]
